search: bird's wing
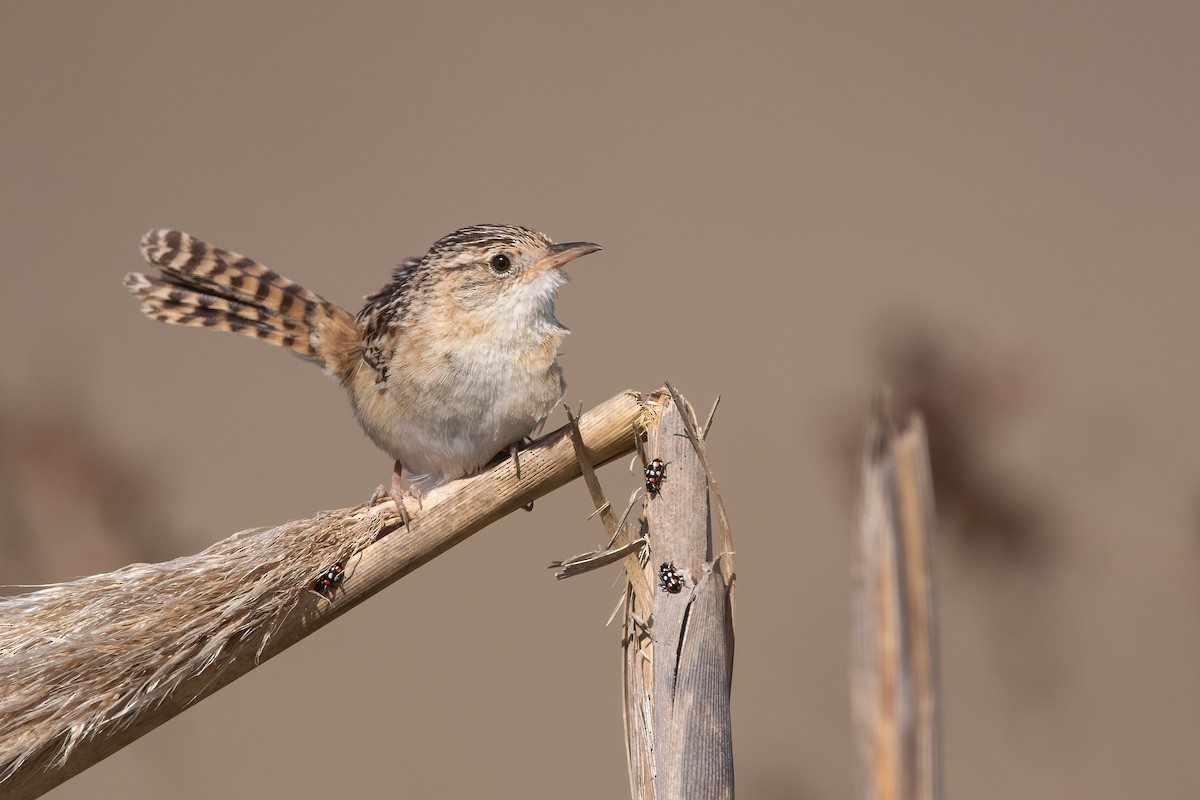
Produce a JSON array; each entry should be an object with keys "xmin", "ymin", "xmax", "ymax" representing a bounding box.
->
[{"xmin": 357, "ymin": 257, "xmax": 422, "ymax": 380}]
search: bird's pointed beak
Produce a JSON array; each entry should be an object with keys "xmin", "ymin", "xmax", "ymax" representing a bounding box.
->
[{"xmin": 525, "ymin": 241, "xmax": 602, "ymax": 276}]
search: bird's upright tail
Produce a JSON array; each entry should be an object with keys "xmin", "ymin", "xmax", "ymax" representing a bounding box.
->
[{"xmin": 125, "ymin": 229, "xmax": 361, "ymax": 383}]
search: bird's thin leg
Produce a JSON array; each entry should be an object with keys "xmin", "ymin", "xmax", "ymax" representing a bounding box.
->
[
  {"xmin": 508, "ymin": 438, "xmax": 536, "ymax": 511},
  {"xmin": 508, "ymin": 443, "xmax": 522, "ymax": 480},
  {"xmin": 508, "ymin": 435, "xmax": 537, "ymax": 479},
  {"xmin": 389, "ymin": 464, "xmax": 410, "ymax": 526},
  {"xmin": 388, "ymin": 461, "xmax": 425, "ymax": 526}
]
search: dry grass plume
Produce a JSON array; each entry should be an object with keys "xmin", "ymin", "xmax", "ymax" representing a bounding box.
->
[{"xmin": 0, "ymin": 501, "xmax": 386, "ymax": 780}]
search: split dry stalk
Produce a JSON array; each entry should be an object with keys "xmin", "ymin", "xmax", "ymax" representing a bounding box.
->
[
  {"xmin": 624, "ymin": 385, "xmax": 735, "ymax": 800},
  {"xmin": 0, "ymin": 388, "xmax": 647, "ymax": 800},
  {"xmin": 851, "ymin": 394, "xmax": 942, "ymax": 800}
]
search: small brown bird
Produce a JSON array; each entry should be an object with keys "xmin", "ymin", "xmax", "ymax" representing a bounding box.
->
[{"xmin": 124, "ymin": 225, "xmax": 600, "ymax": 514}]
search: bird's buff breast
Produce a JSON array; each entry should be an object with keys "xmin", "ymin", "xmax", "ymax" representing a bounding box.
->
[{"xmin": 350, "ymin": 325, "xmax": 567, "ymax": 488}]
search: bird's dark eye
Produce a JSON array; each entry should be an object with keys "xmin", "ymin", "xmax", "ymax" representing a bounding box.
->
[{"xmin": 490, "ymin": 253, "xmax": 512, "ymax": 272}]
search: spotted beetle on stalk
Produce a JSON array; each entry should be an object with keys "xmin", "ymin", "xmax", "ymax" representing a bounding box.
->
[
  {"xmin": 658, "ymin": 562, "xmax": 684, "ymax": 594},
  {"xmin": 645, "ymin": 458, "xmax": 666, "ymax": 496},
  {"xmin": 312, "ymin": 563, "xmax": 345, "ymax": 593}
]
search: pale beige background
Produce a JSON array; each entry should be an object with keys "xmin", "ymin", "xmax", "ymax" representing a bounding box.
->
[{"xmin": 2, "ymin": 3, "xmax": 1199, "ymax": 798}]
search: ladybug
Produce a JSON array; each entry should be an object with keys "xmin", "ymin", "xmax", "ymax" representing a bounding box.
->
[
  {"xmin": 645, "ymin": 458, "xmax": 666, "ymax": 496},
  {"xmin": 312, "ymin": 563, "xmax": 345, "ymax": 593},
  {"xmin": 658, "ymin": 562, "xmax": 684, "ymax": 594}
]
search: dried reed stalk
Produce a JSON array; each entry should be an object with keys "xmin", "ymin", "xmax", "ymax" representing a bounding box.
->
[
  {"xmin": 0, "ymin": 388, "xmax": 648, "ymax": 800},
  {"xmin": 851, "ymin": 394, "xmax": 942, "ymax": 800},
  {"xmin": 623, "ymin": 385, "xmax": 735, "ymax": 800}
]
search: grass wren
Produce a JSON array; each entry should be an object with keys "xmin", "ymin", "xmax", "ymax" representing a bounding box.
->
[{"xmin": 124, "ymin": 224, "xmax": 601, "ymax": 515}]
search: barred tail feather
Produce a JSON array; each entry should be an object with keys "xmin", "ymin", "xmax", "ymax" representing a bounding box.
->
[
  {"xmin": 125, "ymin": 229, "xmax": 361, "ymax": 382},
  {"xmin": 123, "ymin": 272, "xmax": 317, "ymax": 355}
]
